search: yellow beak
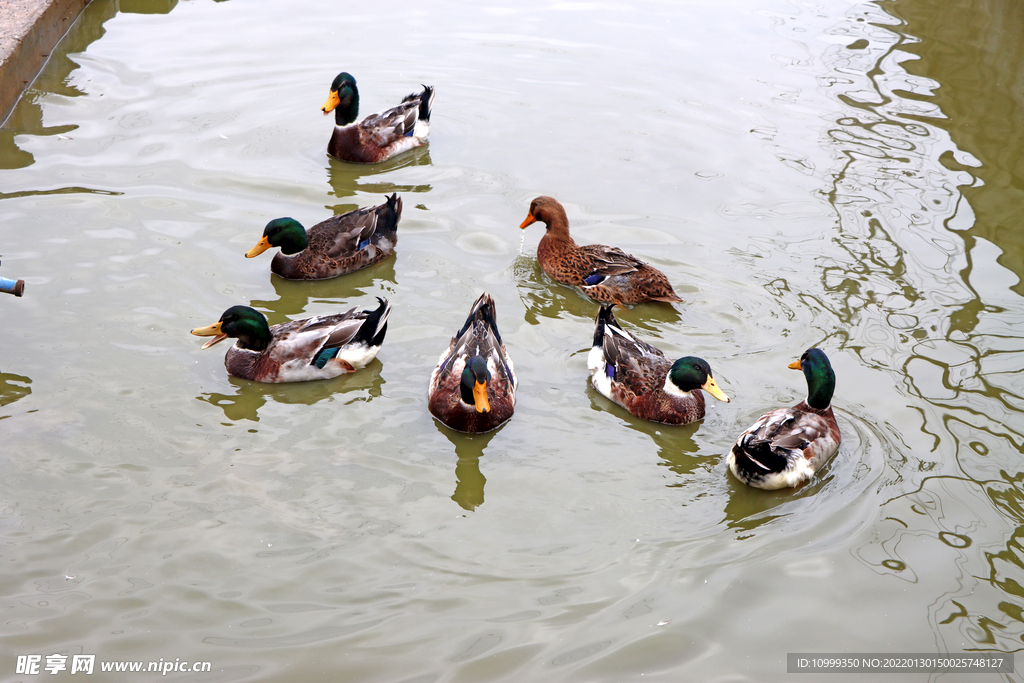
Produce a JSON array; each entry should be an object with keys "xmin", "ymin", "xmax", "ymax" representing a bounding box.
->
[
  {"xmin": 702, "ymin": 377, "xmax": 730, "ymax": 403},
  {"xmin": 473, "ymin": 380, "xmax": 490, "ymax": 413},
  {"xmin": 788, "ymin": 359, "xmax": 802, "ymax": 370},
  {"xmin": 191, "ymin": 321, "xmax": 228, "ymax": 349},
  {"xmin": 246, "ymin": 236, "xmax": 273, "ymax": 258},
  {"xmin": 321, "ymin": 90, "xmax": 341, "ymax": 115},
  {"xmin": 519, "ymin": 212, "xmax": 536, "ymax": 229}
]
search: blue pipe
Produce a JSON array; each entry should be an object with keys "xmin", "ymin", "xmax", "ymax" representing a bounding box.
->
[{"xmin": 0, "ymin": 276, "xmax": 25, "ymax": 297}]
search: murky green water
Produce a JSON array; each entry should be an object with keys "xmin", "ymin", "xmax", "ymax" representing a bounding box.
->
[{"xmin": 2, "ymin": 0, "xmax": 1024, "ymax": 680}]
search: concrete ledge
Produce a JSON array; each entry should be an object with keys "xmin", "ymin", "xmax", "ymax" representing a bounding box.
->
[{"xmin": 0, "ymin": 0, "xmax": 91, "ymax": 125}]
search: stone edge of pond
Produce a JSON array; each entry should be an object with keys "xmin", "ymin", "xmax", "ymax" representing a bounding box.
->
[{"xmin": 0, "ymin": 0, "xmax": 91, "ymax": 126}]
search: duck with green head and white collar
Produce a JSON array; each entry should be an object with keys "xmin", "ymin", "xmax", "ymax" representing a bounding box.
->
[{"xmin": 588, "ymin": 304, "xmax": 730, "ymax": 424}]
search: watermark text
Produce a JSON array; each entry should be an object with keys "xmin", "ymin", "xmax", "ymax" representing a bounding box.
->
[{"xmin": 16, "ymin": 655, "xmax": 212, "ymax": 676}]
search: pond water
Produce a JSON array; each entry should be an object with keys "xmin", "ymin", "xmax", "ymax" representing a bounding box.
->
[{"xmin": 2, "ymin": 0, "xmax": 1024, "ymax": 680}]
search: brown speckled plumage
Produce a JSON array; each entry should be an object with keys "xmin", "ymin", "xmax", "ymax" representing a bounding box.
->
[
  {"xmin": 520, "ymin": 196, "xmax": 683, "ymax": 305},
  {"xmin": 271, "ymin": 194, "xmax": 400, "ymax": 280}
]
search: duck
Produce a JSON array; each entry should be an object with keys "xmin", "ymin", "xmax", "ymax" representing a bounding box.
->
[
  {"xmin": 428, "ymin": 293, "xmax": 517, "ymax": 433},
  {"xmin": 191, "ymin": 298, "xmax": 392, "ymax": 383},
  {"xmin": 245, "ymin": 193, "xmax": 401, "ymax": 280},
  {"xmin": 588, "ymin": 304, "xmax": 729, "ymax": 424},
  {"xmin": 727, "ymin": 348, "xmax": 840, "ymax": 489},
  {"xmin": 321, "ymin": 72, "xmax": 434, "ymax": 163},
  {"xmin": 519, "ymin": 196, "xmax": 683, "ymax": 305}
]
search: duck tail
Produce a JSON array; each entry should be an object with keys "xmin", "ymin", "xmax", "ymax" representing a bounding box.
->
[
  {"xmin": 734, "ymin": 435, "xmax": 789, "ymax": 475},
  {"xmin": 458, "ymin": 292, "xmax": 500, "ymax": 345},
  {"xmin": 402, "ymin": 85, "xmax": 434, "ymax": 123},
  {"xmin": 355, "ymin": 297, "xmax": 393, "ymax": 348},
  {"xmin": 371, "ymin": 193, "xmax": 402, "ymax": 245},
  {"xmin": 593, "ymin": 304, "xmax": 618, "ymax": 348},
  {"xmin": 418, "ymin": 85, "xmax": 434, "ymax": 122}
]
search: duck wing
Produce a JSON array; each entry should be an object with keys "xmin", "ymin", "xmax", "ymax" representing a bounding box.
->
[
  {"xmin": 577, "ymin": 244, "xmax": 646, "ymax": 277},
  {"xmin": 360, "ymin": 100, "xmax": 420, "ymax": 148},
  {"xmin": 600, "ymin": 320, "xmax": 667, "ymax": 395}
]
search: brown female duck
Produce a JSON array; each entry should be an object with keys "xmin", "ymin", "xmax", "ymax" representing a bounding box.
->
[{"xmin": 519, "ymin": 195, "xmax": 683, "ymax": 305}]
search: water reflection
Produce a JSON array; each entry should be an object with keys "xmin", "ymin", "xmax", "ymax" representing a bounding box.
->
[
  {"xmin": 816, "ymin": 0, "xmax": 1024, "ymax": 656},
  {"xmin": 0, "ymin": 372, "xmax": 32, "ymax": 412},
  {"xmin": 514, "ymin": 254, "xmax": 596, "ymax": 324},
  {"xmin": 0, "ymin": 0, "xmax": 117, "ymax": 170},
  {"xmin": 647, "ymin": 424, "xmax": 704, "ymax": 477},
  {"xmin": 197, "ymin": 362, "xmax": 385, "ymax": 422},
  {"xmin": 324, "ymin": 147, "xmax": 432, "ymax": 209},
  {"xmin": 434, "ymin": 422, "xmax": 501, "ymax": 511},
  {"xmin": 585, "ymin": 381, "xmax": 709, "ymax": 475},
  {"xmin": 853, "ymin": 475, "xmax": 1024, "ymax": 651},
  {"xmin": 1, "ymin": 0, "xmax": 188, "ymax": 170},
  {"xmin": 452, "ymin": 453, "xmax": 486, "ymax": 511},
  {"xmin": 247, "ymin": 261, "xmax": 398, "ymax": 323},
  {"xmin": 886, "ymin": 0, "xmax": 1024, "ymax": 296},
  {"xmin": 119, "ymin": 0, "xmax": 179, "ymax": 13}
]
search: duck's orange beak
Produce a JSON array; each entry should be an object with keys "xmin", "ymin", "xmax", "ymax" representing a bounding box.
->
[
  {"xmin": 321, "ymin": 90, "xmax": 340, "ymax": 115},
  {"xmin": 473, "ymin": 380, "xmax": 490, "ymax": 413},
  {"xmin": 519, "ymin": 212, "xmax": 536, "ymax": 229},
  {"xmin": 246, "ymin": 236, "xmax": 272, "ymax": 258},
  {"xmin": 191, "ymin": 321, "xmax": 228, "ymax": 349},
  {"xmin": 788, "ymin": 359, "xmax": 802, "ymax": 370}
]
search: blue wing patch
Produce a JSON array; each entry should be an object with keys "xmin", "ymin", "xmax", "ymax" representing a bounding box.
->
[
  {"xmin": 583, "ymin": 273, "xmax": 605, "ymax": 286},
  {"xmin": 313, "ymin": 347, "xmax": 340, "ymax": 369}
]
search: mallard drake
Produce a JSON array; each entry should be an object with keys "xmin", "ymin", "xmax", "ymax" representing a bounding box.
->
[
  {"xmin": 245, "ymin": 193, "xmax": 401, "ymax": 280},
  {"xmin": 727, "ymin": 348, "xmax": 840, "ymax": 489},
  {"xmin": 588, "ymin": 305, "xmax": 729, "ymax": 424},
  {"xmin": 321, "ymin": 72, "xmax": 434, "ymax": 163},
  {"xmin": 519, "ymin": 196, "xmax": 683, "ymax": 305},
  {"xmin": 428, "ymin": 293, "xmax": 517, "ymax": 433},
  {"xmin": 191, "ymin": 298, "xmax": 391, "ymax": 383}
]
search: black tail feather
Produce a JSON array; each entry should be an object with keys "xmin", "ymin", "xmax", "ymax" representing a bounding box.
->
[
  {"xmin": 418, "ymin": 85, "xmax": 434, "ymax": 122},
  {"xmin": 401, "ymin": 85, "xmax": 434, "ymax": 123},
  {"xmin": 734, "ymin": 436, "xmax": 789, "ymax": 474},
  {"xmin": 354, "ymin": 297, "xmax": 392, "ymax": 347},
  {"xmin": 593, "ymin": 304, "xmax": 617, "ymax": 348},
  {"xmin": 372, "ymin": 193, "xmax": 402, "ymax": 242}
]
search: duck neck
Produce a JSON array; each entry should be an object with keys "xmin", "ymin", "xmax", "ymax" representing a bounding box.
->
[
  {"xmin": 234, "ymin": 322, "xmax": 272, "ymax": 352},
  {"xmin": 539, "ymin": 207, "xmax": 577, "ymax": 249},
  {"xmin": 334, "ymin": 91, "xmax": 359, "ymax": 126},
  {"xmin": 805, "ymin": 368, "xmax": 835, "ymax": 411}
]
